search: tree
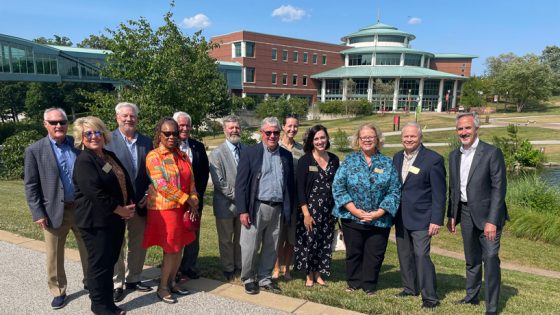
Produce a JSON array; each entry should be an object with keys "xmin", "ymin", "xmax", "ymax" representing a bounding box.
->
[
  {"xmin": 541, "ymin": 46, "xmax": 560, "ymax": 95},
  {"xmin": 0, "ymin": 82, "xmax": 28, "ymax": 122},
  {"xmin": 460, "ymin": 76, "xmax": 489, "ymax": 108},
  {"xmin": 78, "ymin": 34, "xmax": 111, "ymax": 49},
  {"xmin": 33, "ymin": 35, "xmax": 73, "ymax": 46},
  {"xmin": 373, "ymin": 79, "xmax": 394, "ymax": 113},
  {"xmin": 85, "ymin": 7, "xmax": 230, "ymax": 133},
  {"xmin": 254, "ymin": 96, "xmax": 308, "ymax": 119}
]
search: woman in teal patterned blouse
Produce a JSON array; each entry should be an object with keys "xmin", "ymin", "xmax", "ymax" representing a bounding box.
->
[{"xmin": 332, "ymin": 122, "xmax": 401, "ymax": 295}]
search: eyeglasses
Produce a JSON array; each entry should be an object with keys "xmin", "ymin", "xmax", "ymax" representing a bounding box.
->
[
  {"xmin": 263, "ymin": 131, "xmax": 280, "ymax": 137},
  {"xmin": 83, "ymin": 130, "xmax": 103, "ymax": 139},
  {"xmin": 46, "ymin": 120, "xmax": 67, "ymax": 126},
  {"xmin": 161, "ymin": 131, "xmax": 179, "ymax": 138},
  {"xmin": 359, "ymin": 136, "xmax": 377, "ymax": 142}
]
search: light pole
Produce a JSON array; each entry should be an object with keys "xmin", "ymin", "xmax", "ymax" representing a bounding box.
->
[{"xmin": 407, "ymin": 89, "xmax": 411, "ymax": 113}]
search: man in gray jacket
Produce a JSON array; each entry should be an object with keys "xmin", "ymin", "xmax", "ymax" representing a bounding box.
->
[{"xmin": 210, "ymin": 115, "xmax": 243, "ymax": 281}]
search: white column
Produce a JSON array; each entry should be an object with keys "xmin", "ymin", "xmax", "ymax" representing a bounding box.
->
[
  {"xmin": 400, "ymin": 53, "xmax": 404, "ymax": 66},
  {"xmin": 392, "ymin": 79, "xmax": 399, "ymax": 111},
  {"xmin": 418, "ymin": 78, "xmax": 425, "ymax": 110},
  {"xmin": 436, "ymin": 79, "xmax": 444, "ymax": 112},
  {"xmin": 321, "ymin": 79, "xmax": 326, "ymax": 102},
  {"xmin": 367, "ymin": 77, "xmax": 373, "ymax": 102},
  {"xmin": 420, "ymin": 55, "xmax": 425, "ymax": 68},
  {"xmin": 342, "ymin": 79, "xmax": 348, "ymax": 101},
  {"xmin": 452, "ymin": 80, "xmax": 459, "ymax": 108},
  {"xmin": 345, "ymin": 54, "xmax": 349, "ymax": 67}
]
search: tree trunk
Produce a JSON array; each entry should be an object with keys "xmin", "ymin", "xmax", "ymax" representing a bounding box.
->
[{"xmin": 516, "ymin": 102, "xmax": 524, "ymax": 113}]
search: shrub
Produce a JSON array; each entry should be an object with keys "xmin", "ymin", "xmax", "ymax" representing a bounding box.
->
[
  {"xmin": 0, "ymin": 130, "xmax": 43, "ymax": 179},
  {"xmin": 318, "ymin": 100, "xmax": 344, "ymax": 114},
  {"xmin": 493, "ymin": 124, "xmax": 545, "ymax": 169},
  {"xmin": 254, "ymin": 96, "xmax": 308, "ymax": 119},
  {"xmin": 0, "ymin": 121, "xmax": 45, "ymax": 144},
  {"xmin": 346, "ymin": 99, "xmax": 372, "ymax": 115},
  {"xmin": 331, "ymin": 128, "xmax": 350, "ymax": 151},
  {"xmin": 240, "ymin": 129, "xmax": 257, "ymax": 145}
]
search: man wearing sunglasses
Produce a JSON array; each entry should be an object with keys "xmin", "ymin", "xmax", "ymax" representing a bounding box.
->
[
  {"xmin": 24, "ymin": 108, "xmax": 89, "ymax": 310},
  {"xmin": 105, "ymin": 102, "xmax": 154, "ymax": 302},
  {"xmin": 235, "ymin": 117, "xmax": 294, "ymax": 295}
]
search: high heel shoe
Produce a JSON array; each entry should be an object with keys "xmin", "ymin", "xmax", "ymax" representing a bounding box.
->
[{"xmin": 156, "ymin": 287, "xmax": 177, "ymax": 304}]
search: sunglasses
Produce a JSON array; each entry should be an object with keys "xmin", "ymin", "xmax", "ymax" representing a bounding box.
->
[
  {"xmin": 83, "ymin": 130, "xmax": 103, "ymax": 139},
  {"xmin": 263, "ymin": 131, "xmax": 280, "ymax": 137},
  {"xmin": 161, "ymin": 131, "xmax": 179, "ymax": 138},
  {"xmin": 46, "ymin": 120, "xmax": 68, "ymax": 126}
]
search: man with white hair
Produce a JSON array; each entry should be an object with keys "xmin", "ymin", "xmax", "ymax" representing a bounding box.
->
[
  {"xmin": 235, "ymin": 117, "xmax": 294, "ymax": 295},
  {"xmin": 209, "ymin": 115, "xmax": 244, "ymax": 281},
  {"xmin": 106, "ymin": 102, "xmax": 154, "ymax": 302},
  {"xmin": 173, "ymin": 111, "xmax": 209, "ymax": 280}
]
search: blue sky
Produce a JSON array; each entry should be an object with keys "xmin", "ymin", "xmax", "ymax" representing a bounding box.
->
[{"xmin": 1, "ymin": 0, "xmax": 559, "ymax": 75}]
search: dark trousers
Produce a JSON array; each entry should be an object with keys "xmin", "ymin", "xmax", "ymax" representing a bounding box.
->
[
  {"xmin": 80, "ymin": 220, "xmax": 125, "ymax": 315},
  {"xmin": 341, "ymin": 220, "xmax": 390, "ymax": 291},
  {"xmin": 395, "ymin": 217, "xmax": 438, "ymax": 303},
  {"xmin": 460, "ymin": 204, "xmax": 502, "ymax": 313},
  {"xmin": 180, "ymin": 228, "xmax": 200, "ymax": 273}
]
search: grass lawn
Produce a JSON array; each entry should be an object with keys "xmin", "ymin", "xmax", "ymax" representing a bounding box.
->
[{"xmin": 2, "ymin": 180, "xmax": 560, "ymax": 314}]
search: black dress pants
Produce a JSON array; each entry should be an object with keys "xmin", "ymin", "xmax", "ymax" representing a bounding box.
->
[
  {"xmin": 341, "ymin": 220, "xmax": 390, "ymax": 291},
  {"xmin": 80, "ymin": 219, "xmax": 125, "ymax": 315}
]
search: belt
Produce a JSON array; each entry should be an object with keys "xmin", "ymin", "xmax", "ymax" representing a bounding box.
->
[
  {"xmin": 460, "ymin": 201, "xmax": 468, "ymax": 207},
  {"xmin": 258, "ymin": 200, "xmax": 282, "ymax": 207}
]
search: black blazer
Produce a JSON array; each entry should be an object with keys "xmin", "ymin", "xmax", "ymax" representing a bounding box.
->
[
  {"xmin": 235, "ymin": 143, "xmax": 294, "ymax": 224},
  {"xmin": 73, "ymin": 148, "xmax": 135, "ymax": 228},
  {"xmin": 393, "ymin": 145, "xmax": 446, "ymax": 231},
  {"xmin": 447, "ymin": 140, "xmax": 509, "ymax": 229},
  {"xmin": 187, "ymin": 138, "xmax": 209, "ymax": 210},
  {"xmin": 296, "ymin": 152, "xmax": 339, "ymax": 208}
]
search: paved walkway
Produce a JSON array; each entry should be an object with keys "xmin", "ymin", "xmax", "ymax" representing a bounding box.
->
[{"xmin": 0, "ymin": 230, "xmax": 361, "ymax": 315}]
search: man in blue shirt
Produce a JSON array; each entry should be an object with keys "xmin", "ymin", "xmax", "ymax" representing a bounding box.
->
[{"xmin": 24, "ymin": 108, "xmax": 89, "ymax": 310}]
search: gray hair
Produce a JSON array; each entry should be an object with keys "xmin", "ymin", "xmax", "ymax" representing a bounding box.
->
[
  {"xmin": 457, "ymin": 112, "xmax": 480, "ymax": 128},
  {"xmin": 173, "ymin": 111, "xmax": 192, "ymax": 126},
  {"xmin": 115, "ymin": 102, "xmax": 139, "ymax": 116},
  {"xmin": 402, "ymin": 122, "xmax": 423, "ymax": 138},
  {"xmin": 260, "ymin": 117, "xmax": 280, "ymax": 130},
  {"xmin": 43, "ymin": 108, "xmax": 68, "ymax": 121},
  {"xmin": 223, "ymin": 115, "xmax": 241, "ymax": 126}
]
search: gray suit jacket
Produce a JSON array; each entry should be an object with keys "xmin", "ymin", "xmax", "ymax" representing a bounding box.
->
[
  {"xmin": 24, "ymin": 136, "xmax": 79, "ymax": 229},
  {"xmin": 447, "ymin": 140, "xmax": 509, "ymax": 229},
  {"xmin": 210, "ymin": 141, "xmax": 242, "ymax": 219}
]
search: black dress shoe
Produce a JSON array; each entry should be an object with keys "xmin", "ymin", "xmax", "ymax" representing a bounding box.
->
[
  {"xmin": 125, "ymin": 282, "xmax": 153, "ymax": 292},
  {"xmin": 244, "ymin": 282, "xmax": 259, "ymax": 295},
  {"xmin": 184, "ymin": 269, "xmax": 200, "ymax": 279},
  {"xmin": 485, "ymin": 312, "xmax": 497, "ymax": 315},
  {"xmin": 422, "ymin": 301, "xmax": 441, "ymax": 309},
  {"xmin": 223, "ymin": 271, "xmax": 235, "ymax": 281},
  {"xmin": 260, "ymin": 283, "xmax": 282, "ymax": 294},
  {"xmin": 455, "ymin": 298, "xmax": 480, "ymax": 305},
  {"xmin": 364, "ymin": 289, "xmax": 376, "ymax": 296},
  {"xmin": 395, "ymin": 290, "xmax": 418, "ymax": 298},
  {"xmin": 113, "ymin": 288, "xmax": 125, "ymax": 302}
]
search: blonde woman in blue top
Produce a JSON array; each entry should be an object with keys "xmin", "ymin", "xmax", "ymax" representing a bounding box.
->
[{"xmin": 332, "ymin": 122, "xmax": 401, "ymax": 295}]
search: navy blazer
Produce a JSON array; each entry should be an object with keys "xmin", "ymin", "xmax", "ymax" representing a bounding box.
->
[
  {"xmin": 393, "ymin": 145, "xmax": 446, "ymax": 230},
  {"xmin": 105, "ymin": 129, "xmax": 153, "ymax": 215},
  {"xmin": 186, "ymin": 138, "xmax": 210, "ymax": 211},
  {"xmin": 235, "ymin": 142, "xmax": 295, "ymax": 224}
]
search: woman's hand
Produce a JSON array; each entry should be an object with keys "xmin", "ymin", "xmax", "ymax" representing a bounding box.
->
[
  {"xmin": 186, "ymin": 194, "xmax": 199, "ymax": 211},
  {"xmin": 114, "ymin": 204, "xmax": 135, "ymax": 220},
  {"xmin": 188, "ymin": 207, "xmax": 199, "ymax": 221},
  {"xmin": 303, "ymin": 214, "xmax": 315, "ymax": 232},
  {"xmin": 137, "ymin": 194, "xmax": 148, "ymax": 208}
]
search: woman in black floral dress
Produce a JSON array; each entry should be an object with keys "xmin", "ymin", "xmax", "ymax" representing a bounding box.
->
[{"xmin": 294, "ymin": 125, "xmax": 339, "ymax": 287}]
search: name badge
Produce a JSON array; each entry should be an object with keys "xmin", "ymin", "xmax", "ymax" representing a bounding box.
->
[
  {"xmin": 374, "ymin": 168, "xmax": 384, "ymax": 174},
  {"xmin": 408, "ymin": 166, "xmax": 420, "ymax": 174},
  {"xmin": 102, "ymin": 163, "xmax": 112, "ymax": 173},
  {"xmin": 309, "ymin": 166, "xmax": 319, "ymax": 172}
]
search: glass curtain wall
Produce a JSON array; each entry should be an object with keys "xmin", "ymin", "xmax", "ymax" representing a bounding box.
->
[
  {"xmin": 422, "ymin": 79, "xmax": 439, "ymax": 111},
  {"xmin": 397, "ymin": 79, "xmax": 420, "ymax": 110}
]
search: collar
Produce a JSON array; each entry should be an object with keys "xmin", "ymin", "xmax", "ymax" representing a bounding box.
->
[
  {"xmin": 226, "ymin": 140, "xmax": 239, "ymax": 150},
  {"xmin": 262, "ymin": 142, "xmax": 279, "ymax": 153},
  {"xmin": 118, "ymin": 129, "xmax": 138, "ymax": 144},
  {"xmin": 156, "ymin": 144, "xmax": 186, "ymax": 158},
  {"xmin": 460, "ymin": 137, "xmax": 479, "ymax": 154},
  {"xmin": 48, "ymin": 135, "xmax": 68, "ymax": 147},
  {"xmin": 403, "ymin": 145, "xmax": 421, "ymax": 160}
]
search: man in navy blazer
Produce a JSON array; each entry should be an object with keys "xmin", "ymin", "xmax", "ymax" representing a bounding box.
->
[
  {"xmin": 24, "ymin": 108, "xmax": 88, "ymax": 309},
  {"xmin": 235, "ymin": 117, "xmax": 294, "ymax": 295},
  {"xmin": 105, "ymin": 102, "xmax": 153, "ymax": 301},
  {"xmin": 393, "ymin": 122, "xmax": 446, "ymax": 309}
]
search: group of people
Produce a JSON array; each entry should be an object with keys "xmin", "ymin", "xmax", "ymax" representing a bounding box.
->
[{"xmin": 25, "ymin": 103, "xmax": 507, "ymax": 315}]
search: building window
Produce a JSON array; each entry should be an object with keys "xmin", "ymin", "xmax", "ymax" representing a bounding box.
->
[
  {"xmin": 282, "ymin": 73, "xmax": 288, "ymax": 85},
  {"xmin": 312, "ymin": 53, "xmax": 318, "ymax": 64},
  {"xmin": 375, "ymin": 53, "xmax": 401, "ymax": 65},
  {"xmin": 377, "ymin": 35, "xmax": 405, "ymax": 43},
  {"xmin": 349, "ymin": 53, "xmax": 372, "ymax": 66},
  {"xmin": 292, "ymin": 74, "xmax": 298, "ymax": 86},
  {"xmin": 272, "ymin": 72, "xmax": 277, "ymax": 85},
  {"xmin": 404, "ymin": 54, "xmax": 422, "ymax": 66},
  {"xmin": 283, "ymin": 50, "xmax": 288, "ymax": 62},
  {"xmin": 302, "ymin": 75, "xmax": 308, "ymax": 86},
  {"xmin": 245, "ymin": 42, "xmax": 255, "ymax": 58},
  {"xmin": 398, "ymin": 79, "xmax": 420, "ymax": 95},
  {"xmin": 325, "ymin": 79, "xmax": 341, "ymax": 95},
  {"xmin": 272, "ymin": 48, "xmax": 277, "ymax": 60},
  {"xmin": 245, "ymin": 67, "xmax": 255, "ymax": 83},
  {"xmin": 293, "ymin": 51, "xmax": 298, "ymax": 62},
  {"xmin": 349, "ymin": 36, "xmax": 375, "ymax": 44},
  {"xmin": 322, "ymin": 55, "xmax": 327, "ymax": 65},
  {"xmin": 350, "ymin": 79, "xmax": 369, "ymax": 95},
  {"xmin": 233, "ymin": 42, "xmax": 241, "ymax": 58},
  {"xmin": 303, "ymin": 52, "xmax": 308, "ymax": 63}
]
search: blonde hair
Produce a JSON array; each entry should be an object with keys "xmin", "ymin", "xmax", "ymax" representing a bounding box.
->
[
  {"xmin": 73, "ymin": 116, "xmax": 112, "ymax": 149},
  {"xmin": 351, "ymin": 122, "xmax": 384, "ymax": 152}
]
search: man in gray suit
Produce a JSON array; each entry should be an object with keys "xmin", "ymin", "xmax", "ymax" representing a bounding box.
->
[
  {"xmin": 447, "ymin": 112, "xmax": 508, "ymax": 315},
  {"xmin": 24, "ymin": 108, "xmax": 88, "ymax": 310},
  {"xmin": 106, "ymin": 102, "xmax": 154, "ymax": 302},
  {"xmin": 209, "ymin": 115, "xmax": 243, "ymax": 281}
]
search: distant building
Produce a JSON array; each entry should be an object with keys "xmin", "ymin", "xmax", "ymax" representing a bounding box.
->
[{"xmin": 210, "ymin": 22, "xmax": 476, "ymax": 112}]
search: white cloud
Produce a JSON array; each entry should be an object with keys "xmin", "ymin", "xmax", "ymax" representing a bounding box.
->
[
  {"xmin": 182, "ymin": 13, "xmax": 211, "ymax": 29},
  {"xmin": 408, "ymin": 17, "xmax": 422, "ymax": 25},
  {"xmin": 272, "ymin": 5, "xmax": 306, "ymax": 22}
]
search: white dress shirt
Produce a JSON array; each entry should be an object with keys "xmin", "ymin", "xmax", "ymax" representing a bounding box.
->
[{"xmin": 459, "ymin": 137, "xmax": 479, "ymax": 202}]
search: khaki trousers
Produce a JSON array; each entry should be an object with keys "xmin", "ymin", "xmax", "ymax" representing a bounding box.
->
[
  {"xmin": 215, "ymin": 216, "xmax": 242, "ymax": 273},
  {"xmin": 43, "ymin": 203, "xmax": 88, "ymax": 296},
  {"xmin": 113, "ymin": 214, "xmax": 147, "ymax": 288}
]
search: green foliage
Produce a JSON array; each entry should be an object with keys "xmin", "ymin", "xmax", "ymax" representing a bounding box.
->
[
  {"xmin": 0, "ymin": 130, "xmax": 43, "ymax": 179},
  {"xmin": 240, "ymin": 129, "xmax": 257, "ymax": 145},
  {"xmin": 318, "ymin": 100, "xmax": 344, "ymax": 114},
  {"xmin": 33, "ymin": 35, "xmax": 73, "ymax": 46},
  {"xmin": 0, "ymin": 121, "xmax": 45, "ymax": 144},
  {"xmin": 493, "ymin": 124, "xmax": 545, "ymax": 169},
  {"xmin": 77, "ymin": 34, "xmax": 111, "ymax": 49},
  {"xmin": 231, "ymin": 95, "xmax": 256, "ymax": 111},
  {"xmin": 318, "ymin": 99, "xmax": 372, "ymax": 115},
  {"xmin": 254, "ymin": 96, "xmax": 307, "ymax": 119},
  {"xmin": 331, "ymin": 128, "xmax": 350, "ymax": 151},
  {"xmin": 460, "ymin": 76, "xmax": 489, "ymax": 107},
  {"xmin": 447, "ymin": 133, "xmax": 461, "ymax": 155},
  {"xmin": 0, "ymin": 81, "xmax": 28, "ymax": 122}
]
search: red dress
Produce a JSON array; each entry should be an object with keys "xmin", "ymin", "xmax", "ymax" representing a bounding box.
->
[{"xmin": 143, "ymin": 154, "xmax": 195, "ymax": 253}]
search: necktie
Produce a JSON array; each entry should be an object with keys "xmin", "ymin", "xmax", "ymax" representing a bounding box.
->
[{"xmin": 234, "ymin": 144, "xmax": 240, "ymax": 163}]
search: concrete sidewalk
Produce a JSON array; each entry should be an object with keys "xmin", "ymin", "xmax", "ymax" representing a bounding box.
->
[{"xmin": 0, "ymin": 230, "xmax": 362, "ymax": 315}]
